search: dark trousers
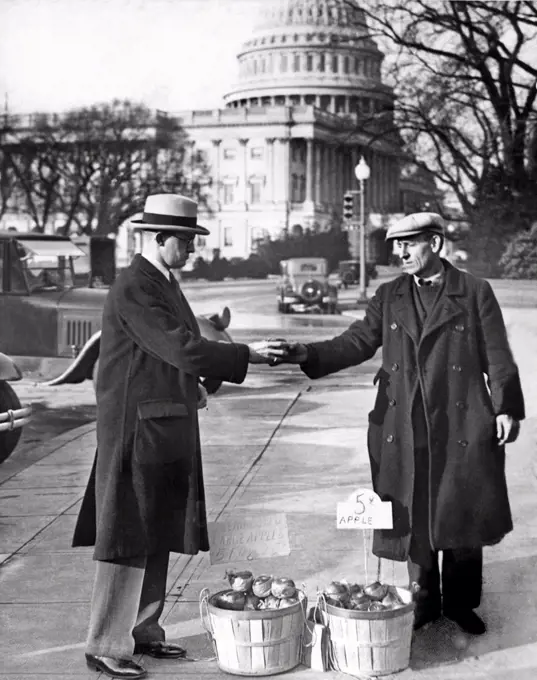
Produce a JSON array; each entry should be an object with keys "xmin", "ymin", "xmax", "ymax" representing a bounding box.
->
[
  {"xmin": 408, "ymin": 548, "xmax": 483, "ymax": 614},
  {"xmin": 409, "ymin": 443, "xmax": 483, "ymax": 613}
]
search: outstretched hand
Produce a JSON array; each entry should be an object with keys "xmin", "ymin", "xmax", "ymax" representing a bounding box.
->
[{"xmin": 247, "ymin": 339, "xmax": 308, "ymax": 365}]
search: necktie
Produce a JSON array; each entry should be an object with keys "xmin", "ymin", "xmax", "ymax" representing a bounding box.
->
[
  {"xmin": 417, "ymin": 278, "xmax": 433, "ymax": 287},
  {"xmin": 169, "ymin": 273, "xmax": 180, "ymax": 293}
]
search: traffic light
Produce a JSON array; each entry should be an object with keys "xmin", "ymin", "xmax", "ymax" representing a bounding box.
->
[{"xmin": 343, "ymin": 192, "xmax": 354, "ymax": 221}]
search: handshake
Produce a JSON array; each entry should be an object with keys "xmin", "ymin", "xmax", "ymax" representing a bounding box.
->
[{"xmin": 247, "ymin": 339, "xmax": 308, "ymax": 365}]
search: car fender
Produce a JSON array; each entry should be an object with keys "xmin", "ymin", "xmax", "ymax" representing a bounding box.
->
[
  {"xmin": 44, "ymin": 307, "xmax": 234, "ymax": 388},
  {"xmin": 44, "ymin": 331, "xmax": 101, "ymax": 386},
  {"xmin": 0, "ymin": 353, "xmax": 23, "ymax": 381}
]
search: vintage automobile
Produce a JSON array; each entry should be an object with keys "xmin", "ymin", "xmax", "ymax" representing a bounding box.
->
[
  {"xmin": 336, "ymin": 259, "xmax": 378, "ymax": 289},
  {"xmin": 0, "ymin": 231, "xmax": 234, "ymax": 463},
  {"xmin": 277, "ymin": 257, "xmax": 338, "ymax": 314}
]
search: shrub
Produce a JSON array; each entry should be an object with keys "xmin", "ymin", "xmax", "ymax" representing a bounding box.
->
[{"xmin": 500, "ymin": 223, "xmax": 537, "ymax": 279}]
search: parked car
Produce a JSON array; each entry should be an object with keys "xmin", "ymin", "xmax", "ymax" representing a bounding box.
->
[
  {"xmin": 0, "ymin": 232, "xmax": 235, "ymax": 463},
  {"xmin": 277, "ymin": 257, "xmax": 338, "ymax": 314},
  {"xmin": 336, "ymin": 259, "xmax": 378, "ymax": 289}
]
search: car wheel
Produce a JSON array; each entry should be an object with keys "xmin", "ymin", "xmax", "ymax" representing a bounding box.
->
[
  {"xmin": 201, "ymin": 377, "xmax": 223, "ymax": 395},
  {"xmin": 0, "ymin": 382, "xmax": 23, "ymax": 464}
]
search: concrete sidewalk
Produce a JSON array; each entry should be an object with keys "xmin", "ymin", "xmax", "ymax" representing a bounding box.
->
[{"xmin": 1, "ymin": 308, "xmax": 537, "ymax": 680}]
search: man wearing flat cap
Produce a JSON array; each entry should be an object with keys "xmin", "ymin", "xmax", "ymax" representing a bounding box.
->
[
  {"xmin": 270, "ymin": 211, "xmax": 525, "ymax": 636},
  {"xmin": 72, "ymin": 194, "xmax": 277, "ymax": 679}
]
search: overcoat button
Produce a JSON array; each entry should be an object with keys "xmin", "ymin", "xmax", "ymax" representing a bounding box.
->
[
  {"xmin": 456, "ymin": 401, "xmax": 466, "ymax": 409},
  {"xmin": 458, "ymin": 440, "xmax": 468, "ymax": 447},
  {"xmin": 452, "ymin": 364, "xmax": 462, "ymax": 372},
  {"xmin": 390, "ymin": 322, "xmax": 398, "ymax": 330},
  {"xmin": 455, "ymin": 324, "xmax": 465, "ymax": 332},
  {"xmin": 389, "ymin": 399, "xmax": 396, "ymax": 407},
  {"xmin": 391, "ymin": 363, "xmax": 399, "ymax": 372},
  {"xmin": 386, "ymin": 435, "xmax": 394, "ymax": 443}
]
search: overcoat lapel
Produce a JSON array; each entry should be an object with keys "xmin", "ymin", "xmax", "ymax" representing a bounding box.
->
[
  {"xmin": 391, "ymin": 276, "xmax": 421, "ymax": 346},
  {"xmin": 421, "ymin": 264, "xmax": 466, "ymax": 341}
]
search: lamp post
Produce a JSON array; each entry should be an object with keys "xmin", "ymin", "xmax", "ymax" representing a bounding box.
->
[{"xmin": 354, "ymin": 157, "xmax": 370, "ymax": 301}]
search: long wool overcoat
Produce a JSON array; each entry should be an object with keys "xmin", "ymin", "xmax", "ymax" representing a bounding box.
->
[
  {"xmin": 72, "ymin": 255, "xmax": 250, "ymax": 561},
  {"xmin": 302, "ymin": 262, "xmax": 525, "ymax": 561}
]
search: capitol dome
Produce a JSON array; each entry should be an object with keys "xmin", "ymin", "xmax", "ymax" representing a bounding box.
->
[{"xmin": 223, "ymin": 0, "xmax": 394, "ymax": 117}]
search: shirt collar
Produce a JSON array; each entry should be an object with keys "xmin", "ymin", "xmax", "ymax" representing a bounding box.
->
[
  {"xmin": 141, "ymin": 254, "xmax": 174, "ymax": 283},
  {"xmin": 413, "ymin": 265, "xmax": 445, "ymax": 287}
]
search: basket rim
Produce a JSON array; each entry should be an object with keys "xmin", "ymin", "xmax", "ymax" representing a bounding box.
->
[
  {"xmin": 322, "ymin": 585, "xmax": 415, "ymax": 620},
  {"xmin": 208, "ymin": 589, "xmax": 307, "ymax": 619}
]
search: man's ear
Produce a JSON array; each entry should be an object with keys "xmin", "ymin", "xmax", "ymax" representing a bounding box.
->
[{"xmin": 431, "ymin": 235, "xmax": 442, "ymax": 254}]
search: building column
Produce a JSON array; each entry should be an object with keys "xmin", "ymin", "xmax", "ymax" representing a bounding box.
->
[
  {"xmin": 266, "ymin": 138, "xmax": 275, "ymax": 203},
  {"xmin": 276, "ymin": 137, "xmax": 290, "ymax": 206},
  {"xmin": 211, "ymin": 139, "xmax": 221, "ymax": 209},
  {"xmin": 314, "ymin": 142, "xmax": 322, "ymax": 206},
  {"xmin": 329, "ymin": 143, "xmax": 337, "ymax": 208},
  {"xmin": 239, "ymin": 138, "xmax": 249, "ymax": 208},
  {"xmin": 305, "ymin": 138, "xmax": 314, "ymax": 205}
]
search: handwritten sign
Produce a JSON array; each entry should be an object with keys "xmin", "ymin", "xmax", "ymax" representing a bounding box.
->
[
  {"xmin": 337, "ymin": 488, "xmax": 393, "ymax": 530},
  {"xmin": 208, "ymin": 513, "xmax": 290, "ymax": 565}
]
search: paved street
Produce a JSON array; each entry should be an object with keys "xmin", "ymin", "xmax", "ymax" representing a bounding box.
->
[{"xmin": 1, "ymin": 277, "xmax": 537, "ymax": 679}]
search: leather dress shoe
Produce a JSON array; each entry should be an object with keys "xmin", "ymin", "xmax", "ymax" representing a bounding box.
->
[
  {"xmin": 444, "ymin": 609, "xmax": 486, "ymax": 635},
  {"xmin": 133, "ymin": 641, "xmax": 187, "ymax": 658},
  {"xmin": 85, "ymin": 653, "xmax": 147, "ymax": 678}
]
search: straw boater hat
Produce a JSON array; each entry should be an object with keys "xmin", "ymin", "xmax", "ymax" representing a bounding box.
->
[
  {"xmin": 130, "ymin": 194, "xmax": 210, "ymax": 236},
  {"xmin": 385, "ymin": 212, "xmax": 445, "ymax": 241}
]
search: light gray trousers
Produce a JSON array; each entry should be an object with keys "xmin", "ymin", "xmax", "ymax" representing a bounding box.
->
[{"xmin": 85, "ymin": 552, "xmax": 170, "ymax": 658}]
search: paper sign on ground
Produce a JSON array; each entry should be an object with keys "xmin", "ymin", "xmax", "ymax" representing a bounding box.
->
[
  {"xmin": 208, "ymin": 513, "xmax": 290, "ymax": 565},
  {"xmin": 337, "ymin": 488, "xmax": 393, "ymax": 529}
]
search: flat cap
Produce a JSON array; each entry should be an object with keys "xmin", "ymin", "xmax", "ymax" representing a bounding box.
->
[{"xmin": 386, "ymin": 212, "xmax": 445, "ymax": 241}]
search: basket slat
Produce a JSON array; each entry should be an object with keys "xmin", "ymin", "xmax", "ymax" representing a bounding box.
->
[
  {"xmin": 206, "ymin": 590, "xmax": 306, "ymax": 676},
  {"xmin": 323, "ymin": 587, "xmax": 414, "ymax": 677}
]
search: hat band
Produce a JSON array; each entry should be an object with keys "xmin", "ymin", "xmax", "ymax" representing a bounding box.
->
[{"xmin": 142, "ymin": 212, "xmax": 197, "ymax": 228}]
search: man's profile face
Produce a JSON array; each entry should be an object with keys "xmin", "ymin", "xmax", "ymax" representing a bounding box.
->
[
  {"xmin": 161, "ymin": 232, "xmax": 196, "ymax": 269},
  {"xmin": 393, "ymin": 234, "xmax": 440, "ymax": 276}
]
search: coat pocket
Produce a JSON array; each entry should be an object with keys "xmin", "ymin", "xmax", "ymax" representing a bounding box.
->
[{"xmin": 134, "ymin": 400, "xmax": 190, "ymax": 465}]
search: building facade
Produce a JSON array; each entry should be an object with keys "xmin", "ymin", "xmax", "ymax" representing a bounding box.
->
[
  {"xmin": 2, "ymin": 0, "xmax": 425, "ymax": 264},
  {"xmin": 172, "ymin": 0, "xmax": 403, "ymax": 261}
]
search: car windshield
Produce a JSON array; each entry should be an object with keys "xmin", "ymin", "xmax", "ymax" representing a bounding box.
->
[{"xmin": 14, "ymin": 240, "xmax": 85, "ymax": 293}]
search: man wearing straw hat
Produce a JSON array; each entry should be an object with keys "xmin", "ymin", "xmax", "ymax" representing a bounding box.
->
[
  {"xmin": 268, "ymin": 212, "xmax": 525, "ymax": 637},
  {"xmin": 72, "ymin": 194, "xmax": 276, "ymax": 679}
]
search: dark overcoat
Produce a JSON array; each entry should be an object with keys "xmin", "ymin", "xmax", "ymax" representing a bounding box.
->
[
  {"xmin": 302, "ymin": 262, "xmax": 525, "ymax": 561},
  {"xmin": 73, "ymin": 255, "xmax": 250, "ymax": 561}
]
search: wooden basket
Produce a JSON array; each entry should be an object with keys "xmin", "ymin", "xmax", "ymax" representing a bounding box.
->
[
  {"xmin": 200, "ymin": 588, "xmax": 307, "ymax": 676},
  {"xmin": 320, "ymin": 587, "xmax": 415, "ymax": 677}
]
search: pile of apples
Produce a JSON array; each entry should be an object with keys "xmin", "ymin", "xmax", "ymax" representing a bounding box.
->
[
  {"xmin": 323, "ymin": 580, "xmax": 406, "ymax": 612},
  {"xmin": 212, "ymin": 570, "xmax": 300, "ymax": 611}
]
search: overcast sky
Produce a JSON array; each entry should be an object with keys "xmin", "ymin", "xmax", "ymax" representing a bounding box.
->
[{"xmin": 0, "ymin": 0, "xmax": 264, "ymax": 114}]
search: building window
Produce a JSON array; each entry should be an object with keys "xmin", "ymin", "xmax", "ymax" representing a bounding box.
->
[
  {"xmin": 305, "ymin": 94, "xmax": 315, "ymax": 105},
  {"xmin": 332, "ymin": 55, "xmax": 338, "ymax": 72},
  {"xmin": 319, "ymin": 53, "xmax": 325, "ymax": 72},
  {"xmin": 260, "ymin": 58, "xmax": 266, "ymax": 73},
  {"xmin": 250, "ymin": 181, "xmax": 262, "ymax": 204},
  {"xmin": 251, "ymin": 147, "xmax": 264, "ymax": 159},
  {"xmin": 291, "ymin": 173, "xmax": 298, "ymax": 200},
  {"xmin": 344, "ymin": 56, "xmax": 350, "ymax": 74},
  {"xmin": 275, "ymin": 95, "xmax": 286, "ymax": 105},
  {"xmin": 280, "ymin": 54, "xmax": 288, "ymax": 72},
  {"xmin": 223, "ymin": 183, "xmax": 235, "ymax": 205},
  {"xmin": 354, "ymin": 56, "xmax": 360, "ymax": 74},
  {"xmin": 223, "ymin": 148, "xmax": 236, "ymax": 160},
  {"xmin": 307, "ymin": 54, "xmax": 313, "ymax": 71},
  {"xmin": 293, "ymin": 53, "xmax": 300, "ymax": 71},
  {"xmin": 267, "ymin": 54, "xmax": 273, "ymax": 72},
  {"xmin": 224, "ymin": 227, "xmax": 233, "ymax": 246}
]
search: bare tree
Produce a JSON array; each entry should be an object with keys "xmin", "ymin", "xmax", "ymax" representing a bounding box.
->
[
  {"xmin": 342, "ymin": 0, "xmax": 537, "ymax": 269},
  {"xmin": 1, "ymin": 100, "xmax": 212, "ymax": 235}
]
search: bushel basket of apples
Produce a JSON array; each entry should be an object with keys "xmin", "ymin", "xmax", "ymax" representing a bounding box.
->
[
  {"xmin": 317, "ymin": 579, "xmax": 415, "ymax": 677},
  {"xmin": 199, "ymin": 570, "xmax": 308, "ymax": 676}
]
